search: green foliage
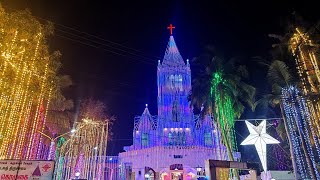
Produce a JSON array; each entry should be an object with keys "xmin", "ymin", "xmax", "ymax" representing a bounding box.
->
[
  {"xmin": 190, "ymin": 46, "xmax": 256, "ymax": 117},
  {"xmin": 190, "ymin": 45, "xmax": 256, "ymax": 164}
]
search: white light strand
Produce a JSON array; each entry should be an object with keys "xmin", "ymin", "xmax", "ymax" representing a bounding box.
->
[
  {"xmin": 281, "ymin": 86, "xmax": 320, "ymax": 179},
  {"xmin": 296, "ymin": 92, "xmax": 320, "ymax": 178},
  {"xmin": 282, "ymin": 88, "xmax": 306, "ymax": 178}
]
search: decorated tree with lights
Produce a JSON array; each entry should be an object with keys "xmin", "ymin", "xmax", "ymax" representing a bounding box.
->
[
  {"xmin": 54, "ymin": 99, "xmax": 113, "ymax": 180},
  {"xmin": 257, "ymin": 57, "xmax": 320, "ymax": 178},
  {"xmin": 46, "ymin": 75, "xmax": 74, "ymax": 135},
  {"xmin": 0, "ymin": 6, "xmax": 71, "ymax": 160},
  {"xmin": 270, "ymin": 20, "xmax": 320, "ymax": 139},
  {"xmin": 265, "ymin": 19, "xmax": 320, "ymax": 178},
  {"xmin": 287, "ymin": 28, "xmax": 320, "ymax": 165},
  {"xmin": 38, "ymin": 75, "xmax": 74, "ymax": 160},
  {"xmin": 190, "ymin": 46, "xmax": 256, "ymax": 177}
]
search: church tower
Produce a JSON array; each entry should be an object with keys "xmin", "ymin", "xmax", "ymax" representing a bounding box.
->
[{"xmin": 157, "ymin": 35, "xmax": 192, "ymax": 129}]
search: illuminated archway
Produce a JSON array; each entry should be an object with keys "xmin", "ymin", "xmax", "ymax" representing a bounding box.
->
[{"xmin": 145, "ymin": 166, "xmax": 155, "ymax": 180}]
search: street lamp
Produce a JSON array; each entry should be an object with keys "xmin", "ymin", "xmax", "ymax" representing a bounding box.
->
[
  {"xmin": 145, "ymin": 173, "xmax": 150, "ymax": 179},
  {"xmin": 196, "ymin": 166, "xmax": 202, "ymax": 174},
  {"xmin": 38, "ymin": 129, "xmax": 77, "ymax": 160},
  {"xmin": 75, "ymin": 172, "xmax": 80, "ymax": 179},
  {"xmin": 71, "ymin": 128, "xmax": 76, "ymax": 133}
]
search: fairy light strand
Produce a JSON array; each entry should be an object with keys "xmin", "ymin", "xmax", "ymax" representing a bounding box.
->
[
  {"xmin": 0, "ymin": 7, "xmax": 61, "ymax": 160},
  {"xmin": 281, "ymin": 86, "xmax": 320, "ymax": 179}
]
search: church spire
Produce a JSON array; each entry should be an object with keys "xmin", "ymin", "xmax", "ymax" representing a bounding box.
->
[
  {"xmin": 136, "ymin": 105, "xmax": 155, "ymax": 131},
  {"xmin": 161, "ymin": 35, "xmax": 185, "ymax": 67}
]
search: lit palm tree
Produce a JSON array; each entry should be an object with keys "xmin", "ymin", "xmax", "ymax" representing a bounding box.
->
[
  {"xmin": 258, "ymin": 58, "xmax": 320, "ymax": 179},
  {"xmin": 267, "ymin": 20, "xmax": 320, "ymax": 178},
  {"xmin": 189, "ymin": 46, "xmax": 255, "ymax": 178}
]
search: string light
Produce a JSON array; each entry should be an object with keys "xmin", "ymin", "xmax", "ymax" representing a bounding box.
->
[
  {"xmin": 210, "ymin": 72, "xmax": 237, "ymax": 160},
  {"xmin": 0, "ymin": 7, "xmax": 58, "ymax": 160},
  {"xmin": 54, "ymin": 118, "xmax": 109, "ymax": 180},
  {"xmin": 281, "ymin": 86, "xmax": 320, "ymax": 179},
  {"xmin": 289, "ymin": 27, "xmax": 320, "ymax": 138}
]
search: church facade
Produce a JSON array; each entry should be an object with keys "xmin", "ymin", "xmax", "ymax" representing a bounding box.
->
[{"xmin": 118, "ymin": 34, "xmax": 234, "ymax": 180}]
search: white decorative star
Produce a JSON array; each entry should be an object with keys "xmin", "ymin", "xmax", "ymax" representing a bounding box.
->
[{"xmin": 241, "ymin": 120, "xmax": 280, "ymax": 172}]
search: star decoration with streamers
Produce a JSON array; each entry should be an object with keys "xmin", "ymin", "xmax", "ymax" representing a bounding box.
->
[{"xmin": 241, "ymin": 120, "xmax": 280, "ymax": 172}]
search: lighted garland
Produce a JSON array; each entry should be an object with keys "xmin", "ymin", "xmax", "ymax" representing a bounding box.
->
[
  {"xmin": 0, "ymin": 7, "xmax": 57, "ymax": 160},
  {"xmin": 54, "ymin": 137, "xmax": 67, "ymax": 180},
  {"xmin": 55, "ymin": 137, "xmax": 67, "ymax": 160},
  {"xmin": 54, "ymin": 118, "xmax": 109, "ymax": 180},
  {"xmin": 210, "ymin": 72, "xmax": 237, "ymax": 155},
  {"xmin": 289, "ymin": 28, "xmax": 320, "ymax": 138},
  {"xmin": 210, "ymin": 72, "xmax": 238, "ymax": 179},
  {"xmin": 281, "ymin": 86, "xmax": 320, "ymax": 179}
]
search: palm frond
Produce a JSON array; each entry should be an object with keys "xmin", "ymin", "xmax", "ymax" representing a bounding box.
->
[{"xmin": 267, "ymin": 60, "xmax": 293, "ymax": 87}]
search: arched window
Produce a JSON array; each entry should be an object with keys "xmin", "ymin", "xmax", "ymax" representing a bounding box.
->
[
  {"xmin": 142, "ymin": 133, "xmax": 149, "ymax": 147},
  {"xmin": 181, "ymin": 131, "xmax": 186, "ymax": 145},
  {"xmin": 167, "ymin": 74, "xmax": 183, "ymax": 90},
  {"xmin": 168, "ymin": 132, "xmax": 174, "ymax": 145},
  {"xmin": 172, "ymin": 98, "xmax": 179, "ymax": 122},
  {"xmin": 176, "ymin": 74, "xmax": 183, "ymax": 91},
  {"xmin": 204, "ymin": 132, "xmax": 212, "ymax": 146},
  {"xmin": 168, "ymin": 131, "xmax": 186, "ymax": 145}
]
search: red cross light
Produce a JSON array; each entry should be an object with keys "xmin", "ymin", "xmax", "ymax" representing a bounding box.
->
[{"xmin": 167, "ymin": 24, "xmax": 175, "ymax": 35}]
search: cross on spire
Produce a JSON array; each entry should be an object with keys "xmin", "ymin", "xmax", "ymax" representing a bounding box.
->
[{"xmin": 167, "ymin": 24, "xmax": 175, "ymax": 35}]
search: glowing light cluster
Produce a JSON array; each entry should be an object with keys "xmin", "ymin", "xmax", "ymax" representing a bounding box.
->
[
  {"xmin": 0, "ymin": 8, "xmax": 56, "ymax": 160},
  {"xmin": 54, "ymin": 118, "xmax": 109, "ymax": 180},
  {"xmin": 210, "ymin": 72, "xmax": 237, "ymax": 157},
  {"xmin": 289, "ymin": 27, "xmax": 320, "ymax": 138},
  {"xmin": 209, "ymin": 71, "xmax": 239, "ymax": 178},
  {"xmin": 281, "ymin": 86, "xmax": 320, "ymax": 179}
]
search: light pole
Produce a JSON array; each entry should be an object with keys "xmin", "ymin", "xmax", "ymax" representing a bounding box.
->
[
  {"xmin": 196, "ymin": 166, "xmax": 202, "ymax": 175},
  {"xmin": 38, "ymin": 128, "xmax": 76, "ymax": 160},
  {"xmin": 196, "ymin": 166, "xmax": 203, "ymax": 179},
  {"xmin": 144, "ymin": 173, "xmax": 150, "ymax": 180},
  {"xmin": 75, "ymin": 172, "xmax": 80, "ymax": 179}
]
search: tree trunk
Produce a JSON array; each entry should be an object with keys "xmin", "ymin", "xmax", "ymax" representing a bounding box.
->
[
  {"xmin": 218, "ymin": 116, "xmax": 239, "ymax": 179},
  {"xmin": 223, "ymin": 130, "xmax": 240, "ymax": 180},
  {"xmin": 215, "ymin": 87, "xmax": 239, "ymax": 179},
  {"xmin": 280, "ymin": 104, "xmax": 299, "ymax": 180}
]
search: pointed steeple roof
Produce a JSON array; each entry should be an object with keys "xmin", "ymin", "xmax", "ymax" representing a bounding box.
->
[
  {"xmin": 137, "ymin": 105, "xmax": 155, "ymax": 130},
  {"xmin": 162, "ymin": 36, "xmax": 185, "ymax": 67}
]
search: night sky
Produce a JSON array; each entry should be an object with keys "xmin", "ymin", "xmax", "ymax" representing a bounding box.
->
[{"xmin": 2, "ymin": 0, "xmax": 320, "ymax": 165}]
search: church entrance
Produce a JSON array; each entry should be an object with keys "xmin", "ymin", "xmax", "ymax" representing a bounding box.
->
[
  {"xmin": 171, "ymin": 171, "xmax": 183, "ymax": 180},
  {"xmin": 160, "ymin": 164, "xmax": 197, "ymax": 180}
]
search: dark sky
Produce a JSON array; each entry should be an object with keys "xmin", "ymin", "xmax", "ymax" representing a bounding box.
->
[{"xmin": 2, "ymin": 1, "xmax": 320, "ymax": 161}]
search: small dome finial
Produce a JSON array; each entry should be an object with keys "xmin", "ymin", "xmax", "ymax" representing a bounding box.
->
[
  {"xmin": 145, "ymin": 104, "xmax": 148, "ymax": 108},
  {"xmin": 158, "ymin": 60, "xmax": 161, "ymax": 65}
]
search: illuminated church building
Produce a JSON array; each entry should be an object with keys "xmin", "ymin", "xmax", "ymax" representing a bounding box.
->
[{"xmin": 118, "ymin": 27, "xmax": 237, "ymax": 180}]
